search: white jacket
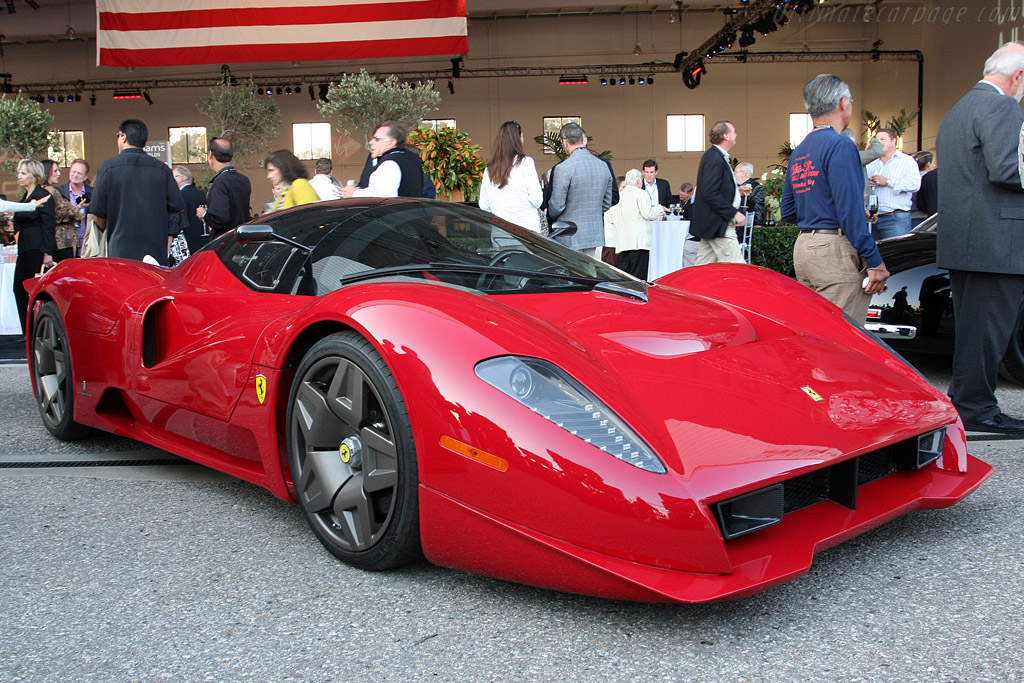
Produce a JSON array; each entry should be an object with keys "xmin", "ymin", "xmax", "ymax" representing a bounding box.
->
[
  {"xmin": 479, "ymin": 155, "xmax": 543, "ymax": 232},
  {"xmin": 604, "ymin": 184, "xmax": 664, "ymax": 253}
]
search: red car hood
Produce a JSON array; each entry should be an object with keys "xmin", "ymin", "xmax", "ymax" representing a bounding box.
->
[{"xmin": 494, "ymin": 283, "xmax": 956, "ymax": 494}]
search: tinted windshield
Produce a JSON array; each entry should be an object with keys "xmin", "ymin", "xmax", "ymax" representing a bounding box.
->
[{"xmin": 305, "ymin": 201, "xmax": 635, "ymax": 296}]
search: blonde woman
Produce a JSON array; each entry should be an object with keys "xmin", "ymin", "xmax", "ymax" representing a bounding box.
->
[{"xmin": 11, "ymin": 159, "xmax": 56, "ymax": 335}]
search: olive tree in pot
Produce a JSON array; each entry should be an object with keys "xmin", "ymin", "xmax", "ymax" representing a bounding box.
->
[{"xmin": 0, "ymin": 93, "xmax": 61, "ymax": 174}]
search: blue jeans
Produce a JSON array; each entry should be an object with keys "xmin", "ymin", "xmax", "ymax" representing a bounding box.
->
[{"xmin": 873, "ymin": 211, "xmax": 912, "ymax": 241}]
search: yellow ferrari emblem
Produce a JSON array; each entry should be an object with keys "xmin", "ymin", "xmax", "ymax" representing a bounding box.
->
[
  {"xmin": 255, "ymin": 375, "xmax": 267, "ymax": 405},
  {"xmin": 339, "ymin": 443, "xmax": 352, "ymax": 464},
  {"xmin": 801, "ymin": 386, "xmax": 824, "ymax": 402}
]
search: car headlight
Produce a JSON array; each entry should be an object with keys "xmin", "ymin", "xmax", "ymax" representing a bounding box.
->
[{"xmin": 475, "ymin": 356, "xmax": 666, "ymax": 474}]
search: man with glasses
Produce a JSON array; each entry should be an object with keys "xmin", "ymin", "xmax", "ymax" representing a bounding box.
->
[
  {"xmin": 90, "ymin": 119, "xmax": 184, "ymax": 266},
  {"xmin": 342, "ymin": 121, "xmax": 424, "ymax": 198},
  {"xmin": 197, "ymin": 137, "xmax": 251, "ymax": 237}
]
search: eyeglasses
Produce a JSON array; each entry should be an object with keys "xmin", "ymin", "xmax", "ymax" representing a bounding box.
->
[{"xmin": 370, "ymin": 136, "xmax": 392, "ymax": 142}]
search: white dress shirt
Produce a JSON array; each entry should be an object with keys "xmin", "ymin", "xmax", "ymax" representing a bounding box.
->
[
  {"xmin": 309, "ymin": 173, "xmax": 340, "ymax": 201},
  {"xmin": 353, "ymin": 160, "xmax": 401, "ymax": 198},
  {"xmin": 866, "ymin": 150, "xmax": 921, "ymax": 212}
]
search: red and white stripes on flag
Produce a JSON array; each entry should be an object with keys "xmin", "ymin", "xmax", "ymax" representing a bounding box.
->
[{"xmin": 96, "ymin": 0, "xmax": 468, "ymax": 67}]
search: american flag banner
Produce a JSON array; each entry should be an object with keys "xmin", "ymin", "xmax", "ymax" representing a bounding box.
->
[{"xmin": 96, "ymin": 0, "xmax": 468, "ymax": 67}]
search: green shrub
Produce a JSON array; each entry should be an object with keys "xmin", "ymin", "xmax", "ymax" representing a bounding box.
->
[{"xmin": 750, "ymin": 224, "xmax": 799, "ymax": 276}]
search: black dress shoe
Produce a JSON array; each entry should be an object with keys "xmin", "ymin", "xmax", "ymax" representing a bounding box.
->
[{"xmin": 963, "ymin": 412, "xmax": 1024, "ymax": 434}]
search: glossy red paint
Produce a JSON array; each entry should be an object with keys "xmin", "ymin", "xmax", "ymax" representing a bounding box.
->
[{"xmin": 26, "ymin": 251, "xmax": 993, "ymax": 602}]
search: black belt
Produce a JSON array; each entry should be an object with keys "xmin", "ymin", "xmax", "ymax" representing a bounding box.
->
[
  {"xmin": 800, "ymin": 229, "xmax": 841, "ymax": 235},
  {"xmin": 686, "ymin": 235, "xmax": 701, "ymax": 242},
  {"xmin": 877, "ymin": 210, "xmax": 908, "ymax": 217}
]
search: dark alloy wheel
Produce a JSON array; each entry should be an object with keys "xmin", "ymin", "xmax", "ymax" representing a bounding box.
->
[
  {"xmin": 31, "ymin": 301, "xmax": 90, "ymax": 440},
  {"xmin": 286, "ymin": 331, "xmax": 421, "ymax": 570}
]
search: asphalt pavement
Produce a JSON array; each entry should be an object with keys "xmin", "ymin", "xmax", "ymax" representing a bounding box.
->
[{"xmin": 1, "ymin": 356, "xmax": 1022, "ymax": 682}]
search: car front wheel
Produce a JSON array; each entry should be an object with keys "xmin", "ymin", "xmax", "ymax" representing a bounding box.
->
[
  {"xmin": 286, "ymin": 331, "xmax": 421, "ymax": 570},
  {"xmin": 31, "ymin": 301, "xmax": 90, "ymax": 441}
]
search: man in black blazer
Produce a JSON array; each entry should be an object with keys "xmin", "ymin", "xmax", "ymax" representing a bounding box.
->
[
  {"xmin": 172, "ymin": 165, "xmax": 209, "ymax": 253},
  {"xmin": 197, "ymin": 137, "xmax": 251, "ymax": 237},
  {"xmin": 641, "ymin": 159, "xmax": 671, "ymax": 209},
  {"xmin": 937, "ymin": 41, "xmax": 1024, "ymax": 433},
  {"xmin": 690, "ymin": 120, "xmax": 746, "ymax": 264}
]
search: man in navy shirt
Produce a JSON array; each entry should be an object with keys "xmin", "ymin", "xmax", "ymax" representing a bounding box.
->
[{"xmin": 781, "ymin": 74, "xmax": 889, "ymax": 320}]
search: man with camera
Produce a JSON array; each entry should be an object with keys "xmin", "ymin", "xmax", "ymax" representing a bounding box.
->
[{"xmin": 57, "ymin": 158, "xmax": 92, "ymax": 251}]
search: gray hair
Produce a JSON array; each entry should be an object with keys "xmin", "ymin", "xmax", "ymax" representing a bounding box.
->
[
  {"xmin": 983, "ymin": 41, "xmax": 1024, "ymax": 76},
  {"xmin": 735, "ymin": 162, "xmax": 754, "ymax": 178},
  {"xmin": 172, "ymin": 165, "xmax": 193, "ymax": 183},
  {"xmin": 560, "ymin": 122, "xmax": 586, "ymax": 146},
  {"xmin": 18, "ymin": 159, "xmax": 46, "ymax": 185},
  {"xmin": 803, "ymin": 74, "xmax": 852, "ymax": 118},
  {"xmin": 624, "ymin": 168, "xmax": 643, "ymax": 185},
  {"xmin": 841, "ymin": 127, "xmax": 856, "ymax": 140}
]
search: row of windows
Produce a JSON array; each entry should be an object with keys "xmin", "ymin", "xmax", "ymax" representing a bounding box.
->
[{"xmin": 47, "ymin": 115, "xmax": 820, "ymax": 166}]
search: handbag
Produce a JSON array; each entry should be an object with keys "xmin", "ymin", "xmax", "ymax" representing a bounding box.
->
[
  {"xmin": 81, "ymin": 215, "xmax": 107, "ymax": 258},
  {"xmin": 168, "ymin": 231, "xmax": 190, "ymax": 266}
]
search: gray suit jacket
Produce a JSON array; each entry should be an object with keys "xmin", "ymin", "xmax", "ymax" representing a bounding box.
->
[
  {"xmin": 547, "ymin": 147, "xmax": 613, "ymax": 250},
  {"xmin": 936, "ymin": 82, "xmax": 1024, "ymax": 273}
]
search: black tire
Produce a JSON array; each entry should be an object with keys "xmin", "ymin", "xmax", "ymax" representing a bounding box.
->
[
  {"xmin": 31, "ymin": 301, "xmax": 91, "ymax": 441},
  {"xmin": 999, "ymin": 302, "xmax": 1024, "ymax": 386},
  {"xmin": 286, "ymin": 331, "xmax": 421, "ymax": 570}
]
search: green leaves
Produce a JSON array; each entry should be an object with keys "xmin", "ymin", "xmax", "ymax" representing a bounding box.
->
[
  {"xmin": 0, "ymin": 93, "xmax": 59, "ymax": 173},
  {"xmin": 317, "ymin": 70, "xmax": 440, "ymax": 146},
  {"xmin": 408, "ymin": 126, "xmax": 485, "ymax": 201},
  {"xmin": 197, "ymin": 77, "xmax": 281, "ymax": 166}
]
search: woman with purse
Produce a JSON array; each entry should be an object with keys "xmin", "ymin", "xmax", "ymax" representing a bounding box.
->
[
  {"xmin": 11, "ymin": 159, "xmax": 56, "ymax": 336},
  {"xmin": 41, "ymin": 160, "xmax": 80, "ymax": 262}
]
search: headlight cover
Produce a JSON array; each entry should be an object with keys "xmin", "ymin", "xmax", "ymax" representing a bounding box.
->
[{"xmin": 475, "ymin": 356, "xmax": 666, "ymax": 474}]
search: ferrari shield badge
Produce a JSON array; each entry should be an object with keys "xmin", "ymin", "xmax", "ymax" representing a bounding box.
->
[
  {"xmin": 255, "ymin": 375, "xmax": 268, "ymax": 405},
  {"xmin": 801, "ymin": 385, "xmax": 824, "ymax": 402}
]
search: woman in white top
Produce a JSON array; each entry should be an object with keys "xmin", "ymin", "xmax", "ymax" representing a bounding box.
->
[{"xmin": 479, "ymin": 121, "xmax": 543, "ymax": 232}]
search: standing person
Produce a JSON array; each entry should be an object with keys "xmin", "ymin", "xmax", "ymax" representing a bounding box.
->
[
  {"xmin": 603, "ymin": 168, "xmax": 664, "ymax": 279},
  {"xmin": 10, "ymin": 160, "xmax": 55, "ymax": 336},
  {"xmin": 264, "ymin": 149, "xmax": 319, "ymax": 211},
  {"xmin": 690, "ymin": 120, "xmax": 746, "ymax": 264},
  {"xmin": 309, "ymin": 158, "xmax": 342, "ymax": 201},
  {"xmin": 342, "ymin": 121, "xmax": 424, "ymax": 198},
  {"xmin": 781, "ymin": 74, "xmax": 889, "ymax": 321},
  {"xmin": 641, "ymin": 159, "xmax": 671, "ymax": 209},
  {"xmin": 734, "ymin": 162, "xmax": 765, "ymax": 227},
  {"xmin": 866, "ymin": 128, "xmax": 921, "ymax": 240},
  {"xmin": 90, "ymin": 119, "xmax": 184, "ymax": 265},
  {"xmin": 913, "ymin": 150, "xmax": 938, "ymax": 223},
  {"xmin": 936, "ymin": 41, "xmax": 1024, "ymax": 433},
  {"xmin": 40, "ymin": 160, "xmax": 79, "ymax": 262},
  {"xmin": 197, "ymin": 137, "xmax": 251, "ymax": 237},
  {"xmin": 57, "ymin": 158, "xmax": 92, "ymax": 251},
  {"xmin": 478, "ymin": 121, "xmax": 543, "ymax": 232},
  {"xmin": 546, "ymin": 122, "xmax": 613, "ymax": 257},
  {"xmin": 677, "ymin": 182, "xmax": 694, "ymax": 220},
  {"xmin": 172, "ymin": 166, "xmax": 209, "ymax": 253}
]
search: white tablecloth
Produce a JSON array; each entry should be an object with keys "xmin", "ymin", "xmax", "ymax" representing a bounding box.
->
[
  {"xmin": 1, "ymin": 260, "xmax": 20, "ymax": 335},
  {"xmin": 648, "ymin": 219, "xmax": 690, "ymax": 281}
]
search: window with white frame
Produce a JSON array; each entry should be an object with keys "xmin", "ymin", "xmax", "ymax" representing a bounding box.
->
[
  {"xmin": 169, "ymin": 126, "xmax": 208, "ymax": 164},
  {"xmin": 542, "ymin": 116, "xmax": 581, "ymax": 154},
  {"xmin": 293, "ymin": 122, "xmax": 332, "ymax": 160},
  {"xmin": 666, "ymin": 115, "xmax": 704, "ymax": 153},
  {"xmin": 789, "ymin": 113, "xmax": 814, "ymax": 147},
  {"xmin": 420, "ymin": 119, "xmax": 456, "ymax": 131},
  {"xmin": 49, "ymin": 131, "xmax": 85, "ymax": 167}
]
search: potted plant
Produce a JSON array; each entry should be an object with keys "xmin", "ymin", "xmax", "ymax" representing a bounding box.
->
[
  {"xmin": 408, "ymin": 125, "xmax": 486, "ymax": 201},
  {"xmin": 317, "ymin": 70, "xmax": 440, "ymax": 147},
  {"xmin": 0, "ymin": 93, "xmax": 61, "ymax": 173}
]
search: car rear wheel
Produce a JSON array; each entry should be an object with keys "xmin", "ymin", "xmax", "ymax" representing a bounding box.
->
[
  {"xmin": 31, "ymin": 301, "xmax": 90, "ymax": 441},
  {"xmin": 999, "ymin": 302, "xmax": 1024, "ymax": 386},
  {"xmin": 286, "ymin": 331, "xmax": 421, "ymax": 570}
]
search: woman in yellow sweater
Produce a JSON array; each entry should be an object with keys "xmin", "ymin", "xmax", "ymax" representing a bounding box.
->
[{"xmin": 265, "ymin": 149, "xmax": 319, "ymax": 211}]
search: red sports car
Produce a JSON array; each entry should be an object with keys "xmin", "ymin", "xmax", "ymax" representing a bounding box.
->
[{"xmin": 26, "ymin": 198, "xmax": 992, "ymax": 602}]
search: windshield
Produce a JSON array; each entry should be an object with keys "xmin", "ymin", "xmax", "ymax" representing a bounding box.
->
[{"xmin": 304, "ymin": 201, "xmax": 637, "ymax": 296}]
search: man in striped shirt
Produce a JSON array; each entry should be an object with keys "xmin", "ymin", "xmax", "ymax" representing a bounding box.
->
[{"xmin": 866, "ymin": 128, "xmax": 921, "ymax": 240}]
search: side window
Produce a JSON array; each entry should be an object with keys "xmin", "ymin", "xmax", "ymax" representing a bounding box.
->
[{"xmin": 219, "ymin": 239, "xmax": 303, "ymax": 292}]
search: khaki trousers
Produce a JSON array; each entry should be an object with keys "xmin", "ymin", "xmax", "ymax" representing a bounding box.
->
[
  {"xmin": 793, "ymin": 231, "xmax": 870, "ymax": 320},
  {"xmin": 696, "ymin": 225, "xmax": 744, "ymax": 265}
]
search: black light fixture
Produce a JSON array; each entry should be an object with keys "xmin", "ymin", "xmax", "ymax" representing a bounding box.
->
[
  {"xmin": 450, "ymin": 56, "xmax": 463, "ymax": 78},
  {"xmin": 90, "ymin": 92, "xmax": 96, "ymax": 106},
  {"xmin": 447, "ymin": 79, "xmax": 455, "ymax": 94},
  {"xmin": 637, "ymin": 76, "xmax": 646, "ymax": 85},
  {"xmin": 276, "ymin": 86, "xmax": 283, "ymax": 95},
  {"xmin": 628, "ymin": 76, "xmax": 635, "ymax": 85},
  {"xmin": 308, "ymin": 85, "xmax": 315, "ymax": 101},
  {"xmin": 683, "ymin": 61, "xmax": 705, "ymax": 90},
  {"xmin": 143, "ymin": 89, "xmax": 153, "ymax": 105},
  {"xmin": 609, "ymin": 77, "xmax": 616, "ymax": 87},
  {"xmin": 318, "ymin": 83, "xmax": 329, "ymax": 101},
  {"xmin": 558, "ymin": 74, "xmax": 588, "ymax": 85},
  {"xmin": 57, "ymin": 94, "xmax": 65, "ymax": 102},
  {"xmin": 48, "ymin": 94, "xmax": 55, "ymax": 103},
  {"xmin": 753, "ymin": 14, "xmax": 777, "ymax": 34},
  {"xmin": 619, "ymin": 77, "xmax": 626, "ymax": 85},
  {"xmin": 739, "ymin": 26, "xmax": 756, "ymax": 48},
  {"xmin": 600, "ymin": 77, "xmax": 608, "ymax": 86},
  {"xmin": 648, "ymin": 76, "xmax": 654, "ymax": 84}
]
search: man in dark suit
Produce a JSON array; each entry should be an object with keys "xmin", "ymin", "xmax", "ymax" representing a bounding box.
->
[
  {"xmin": 172, "ymin": 165, "xmax": 208, "ymax": 253},
  {"xmin": 936, "ymin": 41, "xmax": 1024, "ymax": 433},
  {"xmin": 690, "ymin": 121, "xmax": 746, "ymax": 264},
  {"xmin": 641, "ymin": 159, "xmax": 671, "ymax": 209},
  {"xmin": 197, "ymin": 137, "xmax": 251, "ymax": 237}
]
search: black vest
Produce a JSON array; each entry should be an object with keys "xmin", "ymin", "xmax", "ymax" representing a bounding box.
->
[{"xmin": 358, "ymin": 148, "xmax": 424, "ymax": 197}]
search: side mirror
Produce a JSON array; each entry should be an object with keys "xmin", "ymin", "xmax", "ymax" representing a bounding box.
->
[
  {"xmin": 234, "ymin": 224, "xmax": 275, "ymax": 243},
  {"xmin": 549, "ymin": 221, "xmax": 578, "ymax": 240}
]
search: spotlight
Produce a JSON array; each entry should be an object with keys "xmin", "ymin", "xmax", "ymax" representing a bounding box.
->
[
  {"xmin": 558, "ymin": 74, "xmax": 588, "ymax": 85},
  {"xmin": 265, "ymin": 87, "xmax": 273, "ymax": 95},
  {"xmin": 788, "ymin": 0, "xmax": 814, "ymax": 15},
  {"xmin": 74, "ymin": 94, "xmax": 81, "ymax": 102},
  {"xmin": 673, "ymin": 51, "xmax": 685, "ymax": 69},
  {"xmin": 447, "ymin": 79, "xmax": 455, "ymax": 94},
  {"xmin": 683, "ymin": 61, "xmax": 705, "ymax": 90},
  {"xmin": 143, "ymin": 90, "xmax": 153, "ymax": 105},
  {"xmin": 628, "ymin": 76, "xmax": 635, "ymax": 85},
  {"xmin": 295, "ymin": 85, "xmax": 302, "ymax": 95},
  {"xmin": 308, "ymin": 85, "xmax": 315, "ymax": 101},
  {"xmin": 450, "ymin": 56, "xmax": 463, "ymax": 78},
  {"xmin": 48, "ymin": 94, "xmax": 55, "ymax": 103},
  {"xmin": 600, "ymin": 77, "xmax": 608, "ymax": 86},
  {"xmin": 90, "ymin": 93, "xmax": 96, "ymax": 106},
  {"xmin": 57, "ymin": 95, "xmax": 65, "ymax": 103},
  {"xmin": 285, "ymin": 86, "xmax": 291, "ymax": 94},
  {"xmin": 318, "ymin": 83, "xmax": 329, "ymax": 101},
  {"xmin": 112, "ymin": 88, "xmax": 142, "ymax": 99},
  {"xmin": 619, "ymin": 77, "xmax": 626, "ymax": 85},
  {"xmin": 609, "ymin": 77, "xmax": 616, "ymax": 86},
  {"xmin": 637, "ymin": 76, "xmax": 646, "ymax": 85},
  {"xmin": 753, "ymin": 15, "xmax": 777, "ymax": 34},
  {"xmin": 739, "ymin": 27, "xmax": 756, "ymax": 48},
  {"xmin": 276, "ymin": 87, "xmax": 283, "ymax": 95},
  {"xmin": 648, "ymin": 76, "xmax": 654, "ymax": 84}
]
